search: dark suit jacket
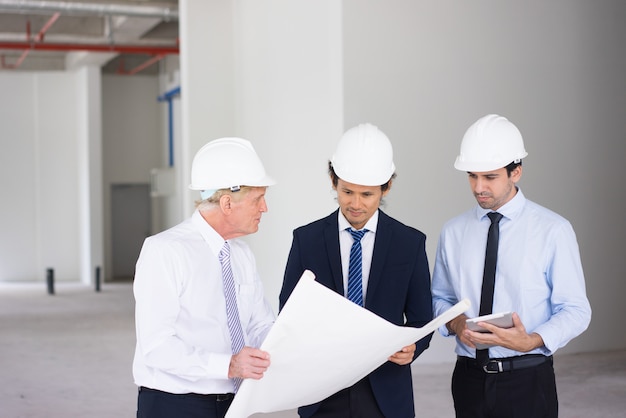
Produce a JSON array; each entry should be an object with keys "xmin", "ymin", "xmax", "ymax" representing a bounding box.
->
[{"xmin": 279, "ymin": 209, "xmax": 433, "ymax": 418}]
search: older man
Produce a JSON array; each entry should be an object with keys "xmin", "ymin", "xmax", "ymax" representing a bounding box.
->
[{"xmin": 133, "ymin": 137, "xmax": 276, "ymax": 418}]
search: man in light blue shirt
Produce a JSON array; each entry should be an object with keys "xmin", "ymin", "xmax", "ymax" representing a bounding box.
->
[{"xmin": 432, "ymin": 114, "xmax": 591, "ymax": 418}]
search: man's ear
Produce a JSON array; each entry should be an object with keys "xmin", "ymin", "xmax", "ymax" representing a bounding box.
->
[
  {"xmin": 219, "ymin": 194, "xmax": 232, "ymax": 213},
  {"xmin": 512, "ymin": 165, "xmax": 523, "ymax": 183},
  {"xmin": 382, "ymin": 180, "xmax": 393, "ymax": 197}
]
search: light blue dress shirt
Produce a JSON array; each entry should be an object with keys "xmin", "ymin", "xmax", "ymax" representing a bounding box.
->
[{"xmin": 432, "ymin": 189, "xmax": 591, "ymax": 358}]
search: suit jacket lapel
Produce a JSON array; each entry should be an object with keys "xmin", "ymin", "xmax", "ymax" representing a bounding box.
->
[
  {"xmin": 324, "ymin": 210, "xmax": 344, "ymax": 294},
  {"xmin": 366, "ymin": 210, "xmax": 392, "ymax": 305}
]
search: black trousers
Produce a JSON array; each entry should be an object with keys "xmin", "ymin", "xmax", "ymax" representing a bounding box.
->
[
  {"xmin": 302, "ymin": 377, "xmax": 385, "ymax": 418},
  {"xmin": 137, "ymin": 386, "xmax": 234, "ymax": 418},
  {"xmin": 452, "ymin": 356, "xmax": 558, "ymax": 418}
]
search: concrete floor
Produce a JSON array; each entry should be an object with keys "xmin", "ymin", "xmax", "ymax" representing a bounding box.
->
[{"xmin": 1, "ymin": 282, "xmax": 624, "ymax": 418}]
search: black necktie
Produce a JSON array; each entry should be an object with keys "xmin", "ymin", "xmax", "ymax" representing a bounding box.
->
[{"xmin": 476, "ymin": 212, "xmax": 503, "ymax": 364}]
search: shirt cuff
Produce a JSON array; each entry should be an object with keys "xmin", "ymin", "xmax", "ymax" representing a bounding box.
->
[{"xmin": 439, "ymin": 324, "xmax": 454, "ymax": 337}]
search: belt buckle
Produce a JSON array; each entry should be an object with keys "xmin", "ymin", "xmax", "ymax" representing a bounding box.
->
[{"xmin": 483, "ymin": 359, "xmax": 503, "ymax": 373}]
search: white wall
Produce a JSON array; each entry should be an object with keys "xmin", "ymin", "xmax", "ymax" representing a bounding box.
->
[
  {"xmin": 0, "ymin": 74, "xmax": 38, "ymax": 281},
  {"xmin": 341, "ymin": 0, "xmax": 626, "ymax": 360},
  {"xmin": 180, "ymin": 0, "xmax": 237, "ymax": 216},
  {"xmin": 0, "ymin": 69, "xmax": 107, "ymax": 284},
  {"xmin": 36, "ymin": 74, "xmax": 82, "ymax": 282},
  {"xmin": 233, "ymin": 0, "xmax": 344, "ymax": 311},
  {"xmin": 101, "ymin": 74, "xmax": 163, "ymax": 279},
  {"xmin": 0, "ymin": 72, "xmax": 82, "ymax": 282},
  {"xmin": 0, "ymin": 72, "xmax": 165, "ymax": 284}
]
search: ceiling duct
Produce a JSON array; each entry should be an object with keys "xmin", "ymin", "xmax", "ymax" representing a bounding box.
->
[{"xmin": 0, "ymin": 0, "xmax": 178, "ymax": 20}]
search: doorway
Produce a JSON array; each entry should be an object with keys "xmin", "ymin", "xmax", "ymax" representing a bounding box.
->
[{"xmin": 111, "ymin": 183, "xmax": 151, "ymax": 280}]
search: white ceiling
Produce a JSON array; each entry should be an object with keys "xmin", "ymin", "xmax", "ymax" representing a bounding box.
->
[{"xmin": 0, "ymin": 0, "xmax": 179, "ymax": 74}]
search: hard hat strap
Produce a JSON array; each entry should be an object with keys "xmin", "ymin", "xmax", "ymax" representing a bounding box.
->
[{"xmin": 200, "ymin": 186, "xmax": 243, "ymax": 200}]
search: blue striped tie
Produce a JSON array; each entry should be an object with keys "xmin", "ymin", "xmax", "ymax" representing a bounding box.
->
[
  {"xmin": 347, "ymin": 228, "xmax": 368, "ymax": 306},
  {"xmin": 219, "ymin": 241, "xmax": 245, "ymax": 392}
]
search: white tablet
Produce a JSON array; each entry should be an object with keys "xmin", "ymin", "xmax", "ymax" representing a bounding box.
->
[
  {"xmin": 466, "ymin": 311, "xmax": 513, "ymax": 333},
  {"xmin": 466, "ymin": 312, "xmax": 514, "ymax": 349}
]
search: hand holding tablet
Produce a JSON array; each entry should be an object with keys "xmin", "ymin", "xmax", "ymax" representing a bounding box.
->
[
  {"xmin": 465, "ymin": 312, "xmax": 514, "ymax": 349},
  {"xmin": 466, "ymin": 311, "xmax": 514, "ymax": 332}
]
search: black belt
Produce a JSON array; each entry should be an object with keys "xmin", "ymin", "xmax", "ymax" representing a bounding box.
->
[
  {"xmin": 139, "ymin": 386, "xmax": 234, "ymax": 402},
  {"xmin": 458, "ymin": 354, "xmax": 552, "ymax": 374}
]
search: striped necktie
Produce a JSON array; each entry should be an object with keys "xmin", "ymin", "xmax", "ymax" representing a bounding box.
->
[
  {"xmin": 219, "ymin": 241, "xmax": 245, "ymax": 391},
  {"xmin": 347, "ymin": 228, "xmax": 368, "ymax": 306}
]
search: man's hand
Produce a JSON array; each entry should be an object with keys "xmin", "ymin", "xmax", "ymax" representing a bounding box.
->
[
  {"xmin": 388, "ymin": 344, "xmax": 416, "ymax": 365},
  {"xmin": 447, "ymin": 314, "xmax": 475, "ymax": 348},
  {"xmin": 228, "ymin": 346, "xmax": 271, "ymax": 380},
  {"xmin": 464, "ymin": 312, "xmax": 544, "ymax": 352}
]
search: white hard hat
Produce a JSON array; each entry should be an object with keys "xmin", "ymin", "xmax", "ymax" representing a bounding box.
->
[
  {"xmin": 454, "ymin": 114, "xmax": 528, "ymax": 172},
  {"xmin": 331, "ymin": 123, "xmax": 396, "ymax": 186},
  {"xmin": 189, "ymin": 137, "xmax": 276, "ymax": 191}
]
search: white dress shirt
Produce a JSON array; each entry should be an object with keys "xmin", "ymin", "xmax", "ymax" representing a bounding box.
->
[
  {"xmin": 133, "ymin": 210, "xmax": 275, "ymax": 394},
  {"xmin": 432, "ymin": 189, "xmax": 591, "ymax": 358}
]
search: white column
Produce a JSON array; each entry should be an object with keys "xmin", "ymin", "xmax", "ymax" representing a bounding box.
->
[
  {"xmin": 75, "ymin": 66, "xmax": 104, "ymax": 286},
  {"xmin": 179, "ymin": 0, "xmax": 236, "ymax": 216},
  {"xmin": 233, "ymin": 0, "xmax": 344, "ymax": 311}
]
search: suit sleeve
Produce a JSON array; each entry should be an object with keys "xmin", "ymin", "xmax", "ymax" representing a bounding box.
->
[
  {"xmin": 406, "ymin": 232, "xmax": 434, "ymax": 359},
  {"xmin": 279, "ymin": 229, "xmax": 303, "ymax": 311}
]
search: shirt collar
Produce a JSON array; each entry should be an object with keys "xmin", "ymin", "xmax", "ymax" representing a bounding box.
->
[
  {"xmin": 337, "ymin": 209, "xmax": 379, "ymax": 233},
  {"xmin": 192, "ymin": 209, "xmax": 227, "ymax": 256},
  {"xmin": 476, "ymin": 188, "xmax": 526, "ymax": 222}
]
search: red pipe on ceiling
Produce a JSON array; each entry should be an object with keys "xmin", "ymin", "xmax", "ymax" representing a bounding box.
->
[
  {"xmin": 7, "ymin": 49, "xmax": 29, "ymax": 68},
  {"xmin": 116, "ymin": 54, "xmax": 166, "ymax": 75},
  {"xmin": 34, "ymin": 12, "xmax": 61, "ymax": 42},
  {"xmin": 2, "ymin": 12, "xmax": 62, "ymax": 69},
  {"xmin": 0, "ymin": 42, "xmax": 179, "ymax": 55}
]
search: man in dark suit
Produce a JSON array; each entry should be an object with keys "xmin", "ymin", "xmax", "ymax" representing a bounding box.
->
[{"xmin": 279, "ymin": 123, "xmax": 433, "ymax": 418}]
